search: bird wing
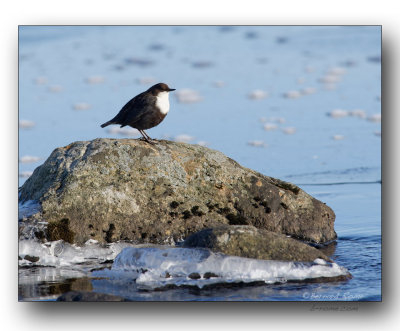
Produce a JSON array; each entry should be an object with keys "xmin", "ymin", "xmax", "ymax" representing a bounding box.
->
[
  {"xmin": 108, "ymin": 92, "xmax": 146, "ymax": 127},
  {"xmin": 119, "ymin": 92, "xmax": 155, "ymax": 127}
]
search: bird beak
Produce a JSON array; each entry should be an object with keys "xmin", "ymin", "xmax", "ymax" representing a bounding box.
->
[{"xmin": 168, "ymin": 88, "xmax": 176, "ymax": 92}]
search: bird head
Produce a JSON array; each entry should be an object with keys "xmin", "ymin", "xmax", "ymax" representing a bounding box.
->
[{"xmin": 148, "ymin": 83, "xmax": 176, "ymax": 95}]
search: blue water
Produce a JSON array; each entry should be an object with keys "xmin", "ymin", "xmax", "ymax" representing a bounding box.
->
[{"xmin": 18, "ymin": 26, "xmax": 381, "ymax": 301}]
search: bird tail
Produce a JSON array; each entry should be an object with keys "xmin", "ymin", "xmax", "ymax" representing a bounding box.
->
[{"xmin": 100, "ymin": 121, "xmax": 113, "ymax": 128}]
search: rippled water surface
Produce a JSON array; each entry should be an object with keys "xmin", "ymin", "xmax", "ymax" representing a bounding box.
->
[{"xmin": 18, "ymin": 26, "xmax": 381, "ymax": 301}]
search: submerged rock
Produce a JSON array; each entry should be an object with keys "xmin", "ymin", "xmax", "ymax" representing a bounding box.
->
[
  {"xmin": 19, "ymin": 138, "xmax": 336, "ymax": 245},
  {"xmin": 57, "ymin": 291, "xmax": 128, "ymax": 302},
  {"xmin": 183, "ymin": 225, "xmax": 331, "ymax": 262}
]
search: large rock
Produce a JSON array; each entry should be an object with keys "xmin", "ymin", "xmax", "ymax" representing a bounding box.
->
[
  {"xmin": 19, "ymin": 138, "xmax": 336, "ymax": 245},
  {"xmin": 183, "ymin": 225, "xmax": 331, "ymax": 262}
]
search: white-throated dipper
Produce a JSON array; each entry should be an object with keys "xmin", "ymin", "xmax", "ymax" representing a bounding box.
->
[{"xmin": 101, "ymin": 83, "xmax": 176, "ymax": 143}]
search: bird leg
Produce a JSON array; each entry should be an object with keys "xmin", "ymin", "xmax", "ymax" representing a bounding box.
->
[
  {"xmin": 140, "ymin": 130, "xmax": 151, "ymax": 140},
  {"xmin": 139, "ymin": 130, "xmax": 155, "ymax": 144}
]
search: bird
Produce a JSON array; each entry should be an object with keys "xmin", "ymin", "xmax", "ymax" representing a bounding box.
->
[{"xmin": 101, "ymin": 83, "xmax": 176, "ymax": 143}]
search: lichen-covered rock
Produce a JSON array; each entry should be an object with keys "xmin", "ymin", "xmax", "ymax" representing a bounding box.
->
[
  {"xmin": 19, "ymin": 138, "xmax": 336, "ymax": 245},
  {"xmin": 183, "ymin": 225, "xmax": 331, "ymax": 262}
]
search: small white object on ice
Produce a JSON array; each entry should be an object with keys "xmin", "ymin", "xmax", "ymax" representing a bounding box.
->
[
  {"xmin": 73, "ymin": 102, "xmax": 91, "ymax": 111},
  {"xmin": 19, "ymin": 120, "xmax": 35, "ymax": 129},
  {"xmin": 301, "ymin": 87, "xmax": 317, "ymax": 95},
  {"xmin": 282, "ymin": 127, "xmax": 296, "ymax": 135},
  {"xmin": 175, "ymin": 89, "xmax": 203, "ymax": 103},
  {"xmin": 319, "ymin": 75, "xmax": 341, "ymax": 84},
  {"xmin": 213, "ymin": 81, "xmax": 225, "ymax": 88},
  {"xmin": 48, "ymin": 85, "xmax": 63, "ymax": 93},
  {"xmin": 367, "ymin": 114, "xmax": 381, "ymax": 123},
  {"xmin": 107, "ymin": 127, "xmax": 140, "ymax": 137},
  {"xmin": 349, "ymin": 109, "xmax": 367, "ymax": 119},
  {"xmin": 332, "ymin": 135, "xmax": 345, "ymax": 141},
  {"xmin": 247, "ymin": 140, "xmax": 267, "ymax": 147},
  {"xmin": 327, "ymin": 67, "xmax": 347, "ymax": 75},
  {"xmin": 174, "ymin": 134, "xmax": 195, "ymax": 143},
  {"xmin": 248, "ymin": 89, "xmax": 268, "ymax": 100},
  {"xmin": 327, "ymin": 109, "xmax": 348, "ymax": 118},
  {"xmin": 273, "ymin": 117, "xmax": 286, "ymax": 124},
  {"xmin": 34, "ymin": 76, "xmax": 48, "ymax": 85},
  {"xmin": 137, "ymin": 77, "xmax": 155, "ymax": 85},
  {"xmin": 19, "ymin": 155, "xmax": 41, "ymax": 163},
  {"xmin": 263, "ymin": 123, "xmax": 278, "ymax": 131},
  {"xmin": 86, "ymin": 75, "xmax": 105, "ymax": 84},
  {"xmin": 283, "ymin": 90, "xmax": 301, "ymax": 99}
]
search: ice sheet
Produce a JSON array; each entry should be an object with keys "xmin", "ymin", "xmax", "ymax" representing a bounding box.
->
[{"xmin": 95, "ymin": 246, "xmax": 350, "ymax": 289}]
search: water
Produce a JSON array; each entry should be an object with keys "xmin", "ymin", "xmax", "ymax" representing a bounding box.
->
[{"xmin": 18, "ymin": 26, "xmax": 381, "ymax": 301}]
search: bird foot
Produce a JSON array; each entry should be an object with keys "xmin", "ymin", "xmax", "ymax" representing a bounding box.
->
[{"xmin": 139, "ymin": 137, "xmax": 156, "ymax": 145}]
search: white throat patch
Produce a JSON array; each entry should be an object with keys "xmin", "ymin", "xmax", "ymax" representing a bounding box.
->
[{"xmin": 156, "ymin": 91, "xmax": 170, "ymax": 115}]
